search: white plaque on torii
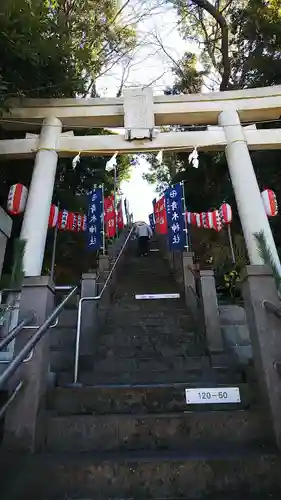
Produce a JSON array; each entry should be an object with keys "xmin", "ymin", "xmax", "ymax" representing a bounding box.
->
[{"xmin": 123, "ymin": 87, "xmax": 155, "ymax": 141}]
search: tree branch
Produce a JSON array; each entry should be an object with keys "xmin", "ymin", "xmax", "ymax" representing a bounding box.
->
[{"xmin": 190, "ymin": 0, "xmax": 230, "ymax": 90}]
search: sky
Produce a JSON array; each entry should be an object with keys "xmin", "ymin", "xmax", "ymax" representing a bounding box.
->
[{"xmin": 96, "ymin": 0, "xmax": 193, "ymax": 222}]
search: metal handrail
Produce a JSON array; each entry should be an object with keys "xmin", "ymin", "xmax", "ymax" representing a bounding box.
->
[
  {"xmin": 0, "ymin": 313, "xmax": 35, "ymax": 351},
  {"xmin": 262, "ymin": 300, "xmax": 281, "ymax": 319},
  {"xmin": 0, "ymin": 286, "xmax": 78, "ymax": 390},
  {"xmin": 55, "ymin": 285, "xmax": 75, "ymax": 291},
  {"xmin": 21, "ymin": 285, "xmax": 76, "ymax": 329},
  {"xmin": 73, "ymin": 227, "xmax": 134, "ymax": 384},
  {"xmin": 0, "ymin": 381, "xmax": 24, "ymax": 419},
  {"xmin": 22, "ymin": 316, "xmax": 59, "ymax": 330}
]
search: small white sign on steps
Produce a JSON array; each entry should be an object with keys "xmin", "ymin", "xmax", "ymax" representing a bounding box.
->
[
  {"xmin": 135, "ymin": 293, "xmax": 180, "ymax": 300},
  {"xmin": 185, "ymin": 387, "xmax": 241, "ymax": 404}
]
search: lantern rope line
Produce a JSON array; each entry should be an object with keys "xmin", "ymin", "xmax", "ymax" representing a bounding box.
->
[
  {"xmin": 1, "ymin": 116, "xmax": 281, "ymax": 129},
  {"xmin": 34, "ymin": 142, "xmax": 242, "ymax": 156},
  {"xmin": 35, "ymin": 146, "xmax": 222, "ymax": 155}
]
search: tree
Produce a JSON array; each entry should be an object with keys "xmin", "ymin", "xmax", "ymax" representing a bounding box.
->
[
  {"xmin": 143, "ymin": 0, "xmax": 281, "ymax": 272},
  {"xmin": 0, "ymin": 0, "xmax": 136, "ymax": 109},
  {"xmin": 169, "ymin": 0, "xmax": 237, "ymax": 90},
  {"xmin": 170, "ymin": 0, "xmax": 281, "ymax": 91},
  {"xmin": 165, "ymin": 52, "xmax": 206, "ymax": 94},
  {"xmin": 0, "ymin": 0, "xmax": 137, "ymax": 280}
]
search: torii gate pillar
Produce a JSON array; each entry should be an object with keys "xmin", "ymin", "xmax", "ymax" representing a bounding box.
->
[
  {"xmin": 219, "ymin": 109, "xmax": 281, "ymax": 274},
  {"xmin": 20, "ymin": 116, "xmax": 62, "ymax": 276}
]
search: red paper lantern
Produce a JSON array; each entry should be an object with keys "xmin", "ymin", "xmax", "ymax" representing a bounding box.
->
[
  {"xmin": 261, "ymin": 189, "xmax": 278, "ymax": 217},
  {"xmin": 48, "ymin": 204, "xmax": 59, "ymax": 228},
  {"xmin": 7, "ymin": 184, "xmax": 28, "ymax": 215},
  {"xmin": 82, "ymin": 215, "xmax": 87, "ymax": 232},
  {"xmin": 203, "ymin": 212, "xmax": 213, "ymax": 229},
  {"xmin": 219, "ymin": 203, "xmax": 232, "ymax": 224},
  {"xmin": 186, "ymin": 212, "xmax": 197, "ymax": 225},
  {"xmin": 67, "ymin": 212, "xmax": 78, "ymax": 231},
  {"xmin": 195, "ymin": 213, "xmax": 202, "ymax": 228},
  {"xmin": 212, "ymin": 210, "xmax": 222, "ymax": 232},
  {"xmin": 76, "ymin": 214, "xmax": 83, "ymax": 232},
  {"xmin": 57, "ymin": 209, "xmax": 69, "ymax": 230}
]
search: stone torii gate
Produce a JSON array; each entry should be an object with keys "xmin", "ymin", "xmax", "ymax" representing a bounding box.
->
[{"xmin": 1, "ymin": 85, "xmax": 281, "ymax": 276}]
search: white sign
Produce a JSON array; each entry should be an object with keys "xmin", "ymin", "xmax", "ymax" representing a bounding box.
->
[
  {"xmin": 185, "ymin": 387, "xmax": 241, "ymax": 404},
  {"xmin": 135, "ymin": 293, "xmax": 180, "ymax": 300}
]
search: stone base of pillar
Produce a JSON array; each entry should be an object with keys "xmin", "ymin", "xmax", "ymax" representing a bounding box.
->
[
  {"xmin": 2, "ymin": 276, "xmax": 55, "ymax": 452},
  {"xmin": 241, "ymin": 265, "xmax": 281, "ymax": 448},
  {"xmin": 183, "ymin": 252, "xmax": 195, "ymax": 300},
  {"xmin": 199, "ymin": 269, "xmax": 224, "ymax": 353}
]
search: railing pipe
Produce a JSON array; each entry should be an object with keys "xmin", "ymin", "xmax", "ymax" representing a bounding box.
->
[
  {"xmin": 0, "ymin": 381, "xmax": 24, "ymax": 419},
  {"xmin": 73, "ymin": 227, "xmax": 133, "ymax": 383},
  {"xmin": 0, "ymin": 313, "xmax": 35, "ymax": 352},
  {"xmin": 0, "ymin": 286, "xmax": 78, "ymax": 390}
]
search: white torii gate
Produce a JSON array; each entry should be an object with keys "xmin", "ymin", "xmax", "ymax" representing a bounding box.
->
[{"xmin": 1, "ymin": 85, "xmax": 281, "ymax": 277}]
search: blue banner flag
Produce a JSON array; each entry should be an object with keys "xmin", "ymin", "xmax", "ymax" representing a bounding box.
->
[
  {"xmin": 86, "ymin": 187, "xmax": 103, "ymax": 251},
  {"xmin": 149, "ymin": 213, "xmax": 155, "ymax": 232},
  {"xmin": 164, "ymin": 183, "xmax": 186, "ymax": 251}
]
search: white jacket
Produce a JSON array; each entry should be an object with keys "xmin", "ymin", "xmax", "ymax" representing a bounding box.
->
[{"xmin": 135, "ymin": 223, "xmax": 152, "ymax": 238}]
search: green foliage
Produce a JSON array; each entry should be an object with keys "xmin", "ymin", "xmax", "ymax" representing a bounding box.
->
[
  {"xmin": 0, "ymin": 0, "xmax": 136, "ymax": 107},
  {"xmin": 165, "ymin": 52, "xmax": 206, "ymax": 95},
  {"xmin": 254, "ymin": 230, "xmax": 281, "ymax": 292},
  {"xmin": 230, "ymin": 0, "xmax": 281, "ymax": 88},
  {"xmin": 144, "ymin": 0, "xmax": 281, "ymax": 268},
  {"xmin": 0, "ymin": 0, "xmax": 136, "ymax": 282}
]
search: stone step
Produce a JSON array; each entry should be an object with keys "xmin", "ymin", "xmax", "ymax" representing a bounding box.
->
[
  {"xmin": 104, "ymin": 311, "xmax": 193, "ymax": 324},
  {"xmin": 114, "ymin": 287, "xmax": 181, "ymax": 297},
  {"xmin": 58, "ymin": 367, "xmax": 244, "ymax": 386},
  {"xmin": 98, "ymin": 331, "xmax": 200, "ymax": 347},
  {"xmin": 45, "ymin": 410, "xmax": 270, "ymax": 453},
  {"xmin": 98, "ymin": 333, "xmax": 205, "ymax": 357},
  {"xmin": 102, "ymin": 317, "xmax": 194, "ymax": 331},
  {"xmin": 3, "ymin": 448, "xmax": 280, "ymax": 499},
  {"xmin": 96, "ymin": 342, "xmax": 201, "ymax": 359},
  {"xmin": 46, "ymin": 383, "xmax": 258, "ymax": 415},
  {"xmin": 50, "ymin": 328, "xmax": 76, "ymax": 350},
  {"xmin": 51, "ymin": 354, "xmax": 208, "ymax": 374},
  {"xmin": 51, "ymin": 353, "xmax": 98, "ymax": 373},
  {"xmin": 102, "ymin": 324, "xmax": 195, "ymax": 337},
  {"xmin": 102, "ymin": 313, "xmax": 194, "ymax": 324},
  {"xmin": 92, "ymin": 356, "xmax": 208, "ymax": 374},
  {"xmin": 55, "ymin": 308, "xmax": 78, "ymax": 328}
]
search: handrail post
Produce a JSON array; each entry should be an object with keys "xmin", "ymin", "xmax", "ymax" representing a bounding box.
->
[{"xmin": 2, "ymin": 276, "xmax": 55, "ymax": 452}]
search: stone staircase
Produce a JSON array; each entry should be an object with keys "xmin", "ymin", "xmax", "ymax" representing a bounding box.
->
[{"xmin": 1, "ymin": 238, "xmax": 281, "ymax": 499}]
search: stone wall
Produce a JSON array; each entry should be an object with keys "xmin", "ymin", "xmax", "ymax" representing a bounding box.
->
[{"xmin": 219, "ymin": 305, "xmax": 252, "ymax": 363}]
